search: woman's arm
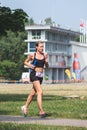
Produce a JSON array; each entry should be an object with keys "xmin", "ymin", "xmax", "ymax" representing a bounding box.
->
[
  {"xmin": 24, "ymin": 54, "xmax": 35, "ymax": 69},
  {"xmin": 44, "ymin": 53, "xmax": 49, "ymax": 68}
]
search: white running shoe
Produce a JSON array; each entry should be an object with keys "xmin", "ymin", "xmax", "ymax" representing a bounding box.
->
[{"xmin": 21, "ymin": 105, "xmax": 27, "ymax": 117}]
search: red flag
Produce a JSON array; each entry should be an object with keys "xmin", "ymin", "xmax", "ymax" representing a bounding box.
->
[{"xmin": 80, "ymin": 23, "xmax": 85, "ymax": 27}]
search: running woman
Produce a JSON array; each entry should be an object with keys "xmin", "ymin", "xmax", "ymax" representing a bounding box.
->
[{"xmin": 21, "ymin": 41, "xmax": 49, "ymax": 117}]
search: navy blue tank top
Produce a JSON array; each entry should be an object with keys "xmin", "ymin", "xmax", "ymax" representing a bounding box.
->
[{"xmin": 32, "ymin": 53, "xmax": 45, "ymax": 68}]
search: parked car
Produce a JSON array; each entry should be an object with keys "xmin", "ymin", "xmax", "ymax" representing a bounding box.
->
[{"xmin": 21, "ymin": 72, "xmax": 30, "ymax": 84}]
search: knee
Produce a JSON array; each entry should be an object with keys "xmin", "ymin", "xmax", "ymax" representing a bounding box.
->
[
  {"xmin": 30, "ymin": 92, "xmax": 35, "ymax": 98},
  {"xmin": 38, "ymin": 90, "xmax": 43, "ymax": 96}
]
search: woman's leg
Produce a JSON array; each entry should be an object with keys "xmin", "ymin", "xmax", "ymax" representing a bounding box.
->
[
  {"xmin": 21, "ymin": 86, "xmax": 36, "ymax": 116},
  {"xmin": 33, "ymin": 80, "xmax": 45, "ymax": 115},
  {"xmin": 25, "ymin": 86, "xmax": 36, "ymax": 109}
]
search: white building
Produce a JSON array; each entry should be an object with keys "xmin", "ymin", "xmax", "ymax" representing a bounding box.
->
[{"xmin": 24, "ymin": 24, "xmax": 87, "ymax": 83}]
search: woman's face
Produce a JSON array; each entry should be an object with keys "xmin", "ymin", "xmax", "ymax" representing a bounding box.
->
[{"xmin": 36, "ymin": 43, "xmax": 44, "ymax": 53}]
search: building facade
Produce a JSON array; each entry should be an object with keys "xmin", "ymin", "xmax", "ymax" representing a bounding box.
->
[{"xmin": 24, "ymin": 24, "xmax": 87, "ymax": 83}]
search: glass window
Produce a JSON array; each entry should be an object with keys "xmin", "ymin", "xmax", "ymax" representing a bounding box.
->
[
  {"xmin": 30, "ymin": 42, "xmax": 35, "ymax": 48},
  {"xmin": 49, "ymin": 55, "xmax": 52, "ymax": 63},
  {"xmin": 30, "ymin": 42, "xmax": 36, "ymax": 52},
  {"xmin": 37, "ymin": 30, "xmax": 41, "ymax": 36},
  {"xmin": 56, "ymin": 55, "xmax": 58, "ymax": 62},
  {"xmin": 52, "ymin": 33, "xmax": 56, "ymax": 40},
  {"xmin": 32, "ymin": 30, "xmax": 41, "ymax": 39},
  {"xmin": 32, "ymin": 31, "xmax": 36, "ymax": 36},
  {"xmin": 46, "ymin": 32, "xmax": 49, "ymax": 40}
]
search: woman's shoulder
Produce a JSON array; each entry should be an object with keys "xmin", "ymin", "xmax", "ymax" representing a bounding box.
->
[
  {"xmin": 43, "ymin": 52, "xmax": 48, "ymax": 57},
  {"xmin": 28, "ymin": 53, "xmax": 35, "ymax": 59}
]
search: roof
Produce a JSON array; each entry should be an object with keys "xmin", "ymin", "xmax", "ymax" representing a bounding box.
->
[{"xmin": 25, "ymin": 24, "xmax": 82, "ymax": 36}]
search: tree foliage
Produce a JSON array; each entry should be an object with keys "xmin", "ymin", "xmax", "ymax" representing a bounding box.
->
[
  {"xmin": 0, "ymin": 31, "xmax": 27, "ymax": 80},
  {"xmin": 28, "ymin": 18, "xmax": 35, "ymax": 25},
  {"xmin": 0, "ymin": 6, "xmax": 34, "ymax": 80},
  {"xmin": 0, "ymin": 6, "xmax": 29, "ymax": 35},
  {"xmin": 0, "ymin": 60, "xmax": 17, "ymax": 79},
  {"xmin": 45, "ymin": 17, "xmax": 53, "ymax": 25}
]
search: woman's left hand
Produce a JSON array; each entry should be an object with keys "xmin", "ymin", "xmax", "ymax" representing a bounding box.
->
[{"xmin": 44, "ymin": 53, "xmax": 49, "ymax": 68}]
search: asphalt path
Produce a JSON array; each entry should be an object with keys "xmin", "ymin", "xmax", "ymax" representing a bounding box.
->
[{"xmin": 0, "ymin": 115, "xmax": 87, "ymax": 128}]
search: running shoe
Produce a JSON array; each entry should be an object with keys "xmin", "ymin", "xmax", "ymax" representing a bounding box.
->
[
  {"xmin": 39, "ymin": 113, "xmax": 48, "ymax": 118},
  {"xmin": 21, "ymin": 105, "xmax": 27, "ymax": 117}
]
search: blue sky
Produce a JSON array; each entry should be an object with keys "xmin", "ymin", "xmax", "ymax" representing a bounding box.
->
[{"xmin": 0, "ymin": 0, "xmax": 87, "ymax": 30}]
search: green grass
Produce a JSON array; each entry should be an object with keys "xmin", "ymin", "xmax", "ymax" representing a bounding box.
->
[
  {"xmin": 0, "ymin": 94, "xmax": 87, "ymax": 119},
  {"xmin": 0, "ymin": 84, "xmax": 87, "ymax": 129},
  {"xmin": 0, "ymin": 122, "xmax": 87, "ymax": 130}
]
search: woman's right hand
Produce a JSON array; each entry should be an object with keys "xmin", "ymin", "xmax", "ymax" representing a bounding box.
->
[
  {"xmin": 24, "ymin": 53, "xmax": 35, "ymax": 69},
  {"xmin": 30, "ymin": 64, "xmax": 35, "ymax": 69}
]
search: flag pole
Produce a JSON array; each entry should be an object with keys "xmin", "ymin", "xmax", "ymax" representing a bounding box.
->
[{"xmin": 86, "ymin": 20, "xmax": 87, "ymax": 43}]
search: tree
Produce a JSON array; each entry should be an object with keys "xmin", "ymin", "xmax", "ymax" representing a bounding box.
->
[
  {"xmin": 44, "ymin": 17, "xmax": 53, "ymax": 25},
  {"xmin": 0, "ymin": 31, "xmax": 27, "ymax": 79},
  {"xmin": 11, "ymin": 9, "xmax": 29, "ymax": 32},
  {"xmin": 0, "ymin": 6, "xmax": 29, "ymax": 35},
  {"xmin": 0, "ymin": 60, "xmax": 17, "ymax": 79},
  {"xmin": 28, "ymin": 18, "xmax": 35, "ymax": 25},
  {"xmin": 0, "ymin": 6, "xmax": 12, "ymax": 35},
  {"xmin": 0, "ymin": 6, "xmax": 35, "ymax": 80},
  {"xmin": 75, "ymin": 36, "xmax": 80, "ymax": 42}
]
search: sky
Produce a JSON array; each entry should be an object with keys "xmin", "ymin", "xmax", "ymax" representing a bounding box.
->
[{"xmin": 0, "ymin": 0, "xmax": 87, "ymax": 31}]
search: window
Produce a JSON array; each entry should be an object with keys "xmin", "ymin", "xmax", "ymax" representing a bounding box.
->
[
  {"xmin": 49, "ymin": 55, "xmax": 52, "ymax": 64},
  {"xmin": 52, "ymin": 33, "xmax": 56, "ymax": 40},
  {"xmin": 46, "ymin": 32, "xmax": 50, "ymax": 40},
  {"xmin": 30, "ymin": 42, "xmax": 36, "ymax": 52},
  {"xmin": 32, "ymin": 30, "xmax": 41, "ymax": 39},
  {"xmin": 56, "ymin": 55, "xmax": 58, "ymax": 62}
]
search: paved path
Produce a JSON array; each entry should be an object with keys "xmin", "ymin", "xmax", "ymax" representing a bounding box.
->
[{"xmin": 0, "ymin": 115, "xmax": 87, "ymax": 128}]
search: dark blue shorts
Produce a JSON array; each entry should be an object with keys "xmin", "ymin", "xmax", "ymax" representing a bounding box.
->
[{"xmin": 30, "ymin": 71, "xmax": 43, "ymax": 84}]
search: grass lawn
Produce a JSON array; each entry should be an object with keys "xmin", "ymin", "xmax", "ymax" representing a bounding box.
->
[
  {"xmin": 0, "ymin": 122, "xmax": 87, "ymax": 130},
  {"xmin": 0, "ymin": 83, "xmax": 87, "ymax": 130},
  {"xmin": 0, "ymin": 93, "xmax": 87, "ymax": 119},
  {"xmin": 0, "ymin": 83, "xmax": 87, "ymax": 119}
]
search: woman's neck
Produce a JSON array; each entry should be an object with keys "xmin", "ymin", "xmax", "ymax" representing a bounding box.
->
[{"xmin": 36, "ymin": 51, "xmax": 42, "ymax": 55}]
